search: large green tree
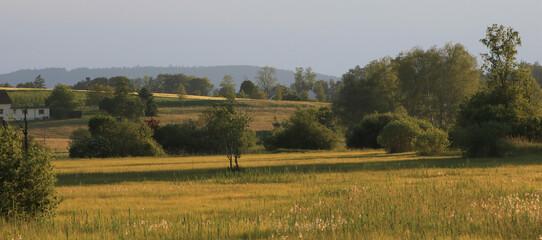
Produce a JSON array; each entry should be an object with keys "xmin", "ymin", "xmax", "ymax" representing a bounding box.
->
[
  {"xmin": 333, "ymin": 57, "xmax": 400, "ymax": 125},
  {"xmin": 99, "ymin": 77, "xmax": 145, "ymax": 119},
  {"xmin": 256, "ymin": 66, "xmax": 277, "ymax": 94},
  {"xmin": 45, "ymin": 84, "xmax": 78, "ymax": 119},
  {"xmin": 292, "ymin": 67, "xmax": 317, "ymax": 94},
  {"xmin": 454, "ymin": 25, "xmax": 542, "ymax": 156},
  {"xmin": 396, "ymin": 44, "xmax": 479, "ymax": 126}
]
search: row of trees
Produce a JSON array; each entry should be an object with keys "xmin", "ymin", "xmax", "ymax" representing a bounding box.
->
[
  {"xmin": 44, "ymin": 76, "xmax": 159, "ymax": 120},
  {"xmin": 338, "ymin": 24, "xmax": 542, "ymax": 157},
  {"xmin": 0, "ymin": 75, "xmax": 47, "ymax": 88},
  {"xmin": 334, "ymin": 43, "xmax": 481, "ymax": 127},
  {"xmin": 98, "ymin": 77, "xmax": 158, "ymax": 119},
  {"xmin": 73, "ymin": 74, "xmax": 214, "ymax": 96},
  {"xmin": 213, "ymin": 66, "xmax": 342, "ymax": 102},
  {"xmin": 72, "ymin": 74, "xmax": 214, "ymax": 96},
  {"xmin": 69, "ymin": 66, "xmax": 341, "ymax": 102}
]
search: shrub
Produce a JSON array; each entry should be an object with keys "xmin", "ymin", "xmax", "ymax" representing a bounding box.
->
[
  {"xmin": 413, "ymin": 128, "xmax": 450, "ymax": 156},
  {"xmin": 0, "ymin": 124, "xmax": 59, "ymax": 219},
  {"xmin": 377, "ymin": 119, "xmax": 422, "ymax": 153},
  {"xmin": 68, "ymin": 135, "xmax": 113, "ymax": 158},
  {"xmin": 69, "ymin": 115, "xmax": 164, "ymax": 158},
  {"xmin": 266, "ymin": 107, "xmax": 340, "ymax": 150},
  {"xmin": 451, "ymin": 121, "xmax": 511, "ymax": 157},
  {"xmin": 153, "ymin": 120, "xmax": 210, "ymax": 155},
  {"xmin": 345, "ymin": 113, "xmax": 404, "ymax": 149}
]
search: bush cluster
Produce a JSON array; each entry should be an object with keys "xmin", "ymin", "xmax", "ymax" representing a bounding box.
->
[
  {"xmin": 451, "ymin": 121, "xmax": 511, "ymax": 157},
  {"xmin": 377, "ymin": 119, "xmax": 422, "ymax": 153},
  {"xmin": 345, "ymin": 113, "xmax": 404, "ymax": 149},
  {"xmin": 153, "ymin": 113, "xmax": 258, "ymax": 156},
  {"xmin": 153, "ymin": 120, "xmax": 210, "ymax": 155},
  {"xmin": 265, "ymin": 107, "xmax": 340, "ymax": 150},
  {"xmin": 346, "ymin": 113, "xmax": 449, "ymax": 155},
  {"xmin": 69, "ymin": 115, "xmax": 164, "ymax": 158},
  {"xmin": 414, "ymin": 128, "xmax": 451, "ymax": 156}
]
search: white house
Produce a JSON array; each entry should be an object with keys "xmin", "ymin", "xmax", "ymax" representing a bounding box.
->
[{"xmin": 0, "ymin": 90, "xmax": 50, "ymax": 122}]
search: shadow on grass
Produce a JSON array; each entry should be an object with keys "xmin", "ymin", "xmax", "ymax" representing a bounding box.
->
[{"xmin": 55, "ymin": 153, "xmax": 542, "ymax": 187}]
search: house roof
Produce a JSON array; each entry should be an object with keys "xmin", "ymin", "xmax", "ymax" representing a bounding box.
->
[{"xmin": 0, "ymin": 90, "xmax": 12, "ymax": 105}]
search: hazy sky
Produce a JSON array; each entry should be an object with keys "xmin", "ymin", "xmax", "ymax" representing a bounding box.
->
[{"xmin": 1, "ymin": 0, "xmax": 540, "ymax": 76}]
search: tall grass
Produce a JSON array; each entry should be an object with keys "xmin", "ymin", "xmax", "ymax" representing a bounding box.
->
[{"xmin": 2, "ymin": 150, "xmax": 542, "ymax": 239}]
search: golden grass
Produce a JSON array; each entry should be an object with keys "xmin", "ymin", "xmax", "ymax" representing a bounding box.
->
[
  {"xmin": 153, "ymin": 93, "xmax": 227, "ymax": 101},
  {"xmin": 3, "ymin": 150, "xmax": 542, "ymax": 239},
  {"xmin": 0, "ymin": 87, "xmax": 52, "ymax": 91}
]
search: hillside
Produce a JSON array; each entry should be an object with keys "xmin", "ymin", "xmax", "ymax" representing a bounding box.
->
[{"xmin": 0, "ymin": 66, "xmax": 340, "ymax": 90}]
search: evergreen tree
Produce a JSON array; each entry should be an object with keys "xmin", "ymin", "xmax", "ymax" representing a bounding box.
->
[
  {"xmin": 138, "ymin": 87, "xmax": 158, "ymax": 116},
  {"xmin": 33, "ymin": 75, "xmax": 46, "ymax": 89}
]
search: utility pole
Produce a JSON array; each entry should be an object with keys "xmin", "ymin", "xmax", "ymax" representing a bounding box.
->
[
  {"xmin": 23, "ymin": 106, "xmax": 28, "ymax": 154},
  {"xmin": 11, "ymin": 106, "xmax": 29, "ymax": 154}
]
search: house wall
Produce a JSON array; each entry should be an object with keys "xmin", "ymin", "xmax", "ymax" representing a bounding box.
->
[
  {"xmin": 0, "ymin": 104, "xmax": 11, "ymax": 121},
  {"xmin": 0, "ymin": 104, "xmax": 50, "ymax": 121}
]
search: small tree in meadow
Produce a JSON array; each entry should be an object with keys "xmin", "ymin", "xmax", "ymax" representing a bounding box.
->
[{"xmin": 201, "ymin": 101, "xmax": 253, "ymax": 170}]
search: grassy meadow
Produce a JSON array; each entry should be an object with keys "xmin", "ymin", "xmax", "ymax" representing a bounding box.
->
[{"xmin": 2, "ymin": 150, "xmax": 542, "ymax": 239}]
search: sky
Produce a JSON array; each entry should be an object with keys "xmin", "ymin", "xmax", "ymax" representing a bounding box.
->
[{"xmin": 1, "ymin": 0, "xmax": 541, "ymax": 77}]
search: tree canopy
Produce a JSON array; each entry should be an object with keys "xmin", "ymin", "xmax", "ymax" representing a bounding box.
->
[
  {"xmin": 45, "ymin": 84, "xmax": 78, "ymax": 119},
  {"xmin": 201, "ymin": 101, "xmax": 253, "ymax": 170},
  {"xmin": 333, "ymin": 43, "xmax": 479, "ymax": 127},
  {"xmin": 454, "ymin": 24, "xmax": 542, "ymax": 156},
  {"xmin": 256, "ymin": 66, "xmax": 277, "ymax": 94}
]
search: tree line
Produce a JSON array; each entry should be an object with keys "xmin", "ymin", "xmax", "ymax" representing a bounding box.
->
[
  {"xmin": 338, "ymin": 24, "xmax": 542, "ymax": 157},
  {"xmin": 67, "ymin": 66, "xmax": 342, "ymax": 102},
  {"xmin": 334, "ymin": 43, "xmax": 483, "ymax": 127}
]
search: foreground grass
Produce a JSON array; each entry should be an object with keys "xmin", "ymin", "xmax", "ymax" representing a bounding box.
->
[{"xmin": 2, "ymin": 150, "xmax": 542, "ymax": 239}]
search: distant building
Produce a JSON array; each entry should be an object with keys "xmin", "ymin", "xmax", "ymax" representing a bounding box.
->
[{"xmin": 0, "ymin": 90, "xmax": 50, "ymax": 122}]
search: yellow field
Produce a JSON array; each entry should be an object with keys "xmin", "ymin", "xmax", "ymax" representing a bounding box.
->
[{"xmin": 2, "ymin": 150, "xmax": 542, "ymax": 239}]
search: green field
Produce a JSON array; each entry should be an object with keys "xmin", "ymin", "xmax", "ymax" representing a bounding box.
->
[{"xmin": 2, "ymin": 150, "xmax": 542, "ymax": 239}]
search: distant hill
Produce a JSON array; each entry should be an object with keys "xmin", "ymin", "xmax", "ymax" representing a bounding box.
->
[{"xmin": 0, "ymin": 66, "xmax": 340, "ymax": 90}]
